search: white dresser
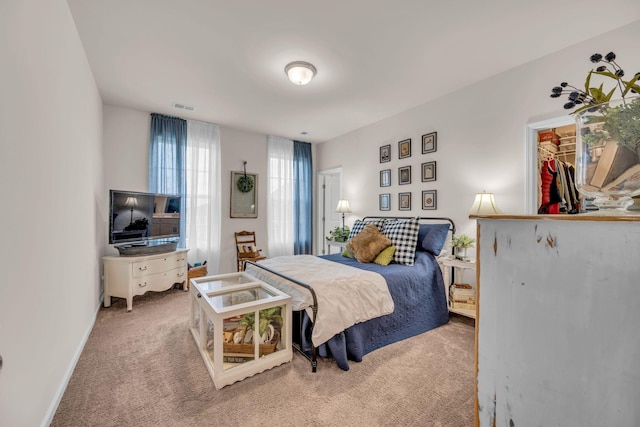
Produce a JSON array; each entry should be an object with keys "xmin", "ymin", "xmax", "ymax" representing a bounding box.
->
[{"xmin": 103, "ymin": 249, "xmax": 188, "ymax": 311}]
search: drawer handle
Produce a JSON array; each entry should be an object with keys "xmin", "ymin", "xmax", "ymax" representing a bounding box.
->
[
  {"xmin": 139, "ymin": 282, "xmax": 147, "ymax": 287},
  {"xmin": 138, "ymin": 266, "xmax": 148, "ymax": 272}
]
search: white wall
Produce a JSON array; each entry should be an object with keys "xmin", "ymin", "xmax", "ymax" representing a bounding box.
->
[
  {"xmin": 219, "ymin": 126, "xmax": 269, "ymax": 273},
  {"xmin": 316, "ymin": 21, "xmax": 640, "ymax": 245},
  {"xmin": 0, "ymin": 1, "xmax": 104, "ymax": 426},
  {"xmin": 102, "ymin": 106, "xmax": 270, "ymax": 273},
  {"xmin": 102, "ymin": 105, "xmax": 151, "ymax": 256}
]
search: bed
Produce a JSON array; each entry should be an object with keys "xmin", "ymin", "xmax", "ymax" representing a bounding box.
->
[{"xmin": 244, "ymin": 216, "xmax": 454, "ymax": 371}]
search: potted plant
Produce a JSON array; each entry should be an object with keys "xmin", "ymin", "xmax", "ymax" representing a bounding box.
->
[
  {"xmin": 326, "ymin": 225, "xmax": 350, "ymax": 242},
  {"xmin": 451, "ymin": 234, "xmax": 475, "ymax": 261},
  {"xmin": 239, "ymin": 307, "xmax": 283, "ymax": 344},
  {"xmin": 549, "ymin": 51, "xmax": 640, "ymax": 212}
]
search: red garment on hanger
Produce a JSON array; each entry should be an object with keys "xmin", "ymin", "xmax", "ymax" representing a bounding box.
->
[{"xmin": 539, "ymin": 158, "xmax": 561, "ymax": 214}]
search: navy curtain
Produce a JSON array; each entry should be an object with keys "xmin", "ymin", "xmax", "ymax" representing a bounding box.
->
[
  {"xmin": 293, "ymin": 141, "xmax": 313, "ymax": 254},
  {"xmin": 149, "ymin": 113, "xmax": 187, "ymax": 248}
]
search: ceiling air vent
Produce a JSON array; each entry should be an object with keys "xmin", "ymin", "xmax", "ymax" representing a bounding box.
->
[{"xmin": 172, "ymin": 102, "xmax": 196, "ymax": 112}]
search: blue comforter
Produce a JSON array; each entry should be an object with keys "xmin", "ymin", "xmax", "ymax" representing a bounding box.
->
[{"xmin": 302, "ymin": 251, "xmax": 449, "ymax": 370}]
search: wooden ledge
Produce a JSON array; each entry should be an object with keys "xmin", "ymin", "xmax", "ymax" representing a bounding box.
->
[{"xmin": 469, "ymin": 213, "xmax": 640, "ymax": 223}]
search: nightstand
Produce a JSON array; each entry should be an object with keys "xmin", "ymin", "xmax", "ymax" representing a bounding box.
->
[
  {"xmin": 437, "ymin": 257, "xmax": 476, "ymax": 319},
  {"xmin": 326, "ymin": 240, "xmax": 347, "ymax": 254}
]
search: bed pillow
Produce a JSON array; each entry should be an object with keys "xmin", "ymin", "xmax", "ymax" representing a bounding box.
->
[
  {"xmin": 348, "ymin": 219, "xmax": 387, "ymax": 241},
  {"xmin": 417, "ymin": 223, "xmax": 450, "ymax": 256},
  {"xmin": 373, "ymin": 246, "xmax": 396, "ymax": 266},
  {"xmin": 347, "ymin": 224, "xmax": 391, "ymax": 263},
  {"xmin": 383, "ymin": 217, "xmax": 420, "ymax": 266}
]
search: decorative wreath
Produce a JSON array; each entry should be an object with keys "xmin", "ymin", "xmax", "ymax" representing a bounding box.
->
[{"xmin": 237, "ymin": 175, "xmax": 254, "ymax": 193}]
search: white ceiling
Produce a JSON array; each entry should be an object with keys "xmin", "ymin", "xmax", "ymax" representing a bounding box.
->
[{"xmin": 67, "ymin": 0, "xmax": 640, "ymax": 143}]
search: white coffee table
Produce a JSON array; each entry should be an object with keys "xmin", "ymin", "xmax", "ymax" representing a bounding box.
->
[{"xmin": 189, "ymin": 272, "xmax": 292, "ymax": 389}]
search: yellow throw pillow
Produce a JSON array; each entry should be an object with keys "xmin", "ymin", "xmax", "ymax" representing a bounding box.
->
[
  {"xmin": 346, "ymin": 224, "xmax": 391, "ymax": 263},
  {"xmin": 373, "ymin": 246, "xmax": 396, "ymax": 266},
  {"xmin": 342, "ymin": 247, "xmax": 355, "ymax": 259}
]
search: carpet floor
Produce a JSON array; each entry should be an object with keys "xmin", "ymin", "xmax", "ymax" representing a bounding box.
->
[{"xmin": 52, "ymin": 289, "xmax": 475, "ymax": 427}]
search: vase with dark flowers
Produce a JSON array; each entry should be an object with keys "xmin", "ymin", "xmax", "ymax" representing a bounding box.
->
[{"xmin": 550, "ymin": 52, "xmax": 640, "ymax": 213}]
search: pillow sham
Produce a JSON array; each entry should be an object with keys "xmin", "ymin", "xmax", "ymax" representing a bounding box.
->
[
  {"xmin": 373, "ymin": 246, "xmax": 396, "ymax": 266},
  {"xmin": 383, "ymin": 217, "xmax": 420, "ymax": 266},
  {"xmin": 417, "ymin": 223, "xmax": 450, "ymax": 256},
  {"xmin": 348, "ymin": 219, "xmax": 387, "ymax": 241},
  {"xmin": 347, "ymin": 224, "xmax": 391, "ymax": 263}
]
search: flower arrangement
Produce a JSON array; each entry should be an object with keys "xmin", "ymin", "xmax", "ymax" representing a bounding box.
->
[
  {"xmin": 550, "ymin": 51, "xmax": 640, "ymax": 114},
  {"xmin": 550, "ymin": 52, "xmax": 640, "ymax": 153},
  {"xmin": 451, "ymin": 234, "xmax": 475, "ymax": 249},
  {"xmin": 548, "ymin": 51, "xmax": 640, "ymax": 212}
]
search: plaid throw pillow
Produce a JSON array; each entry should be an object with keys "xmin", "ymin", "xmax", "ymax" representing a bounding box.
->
[
  {"xmin": 348, "ymin": 219, "xmax": 387, "ymax": 240},
  {"xmin": 383, "ymin": 218, "xmax": 420, "ymax": 266}
]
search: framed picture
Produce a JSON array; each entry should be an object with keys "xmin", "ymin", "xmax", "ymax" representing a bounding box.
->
[
  {"xmin": 230, "ymin": 171, "xmax": 258, "ymax": 218},
  {"xmin": 421, "ymin": 161, "xmax": 436, "ymax": 182},
  {"xmin": 422, "ymin": 132, "xmax": 437, "ymax": 154},
  {"xmin": 380, "ymin": 144, "xmax": 391, "ymax": 163},
  {"xmin": 422, "ymin": 190, "xmax": 437, "ymax": 210},
  {"xmin": 380, "ymin": 169, "xmax": 391, "ymax": 187},
  {"xmin": 399, "ymin": 192, "xmax": 411, "ymax": 211},
  {"xmin": 398, "ymin": 139, "xmax": 411, "ymax": 159},
  {"xmin": 379, "ymin": 193, "xmax": 390, "ymax": 211},
  {"xmin": 398, "ymin": 165, "xmax": 411, "ymax": 185}
]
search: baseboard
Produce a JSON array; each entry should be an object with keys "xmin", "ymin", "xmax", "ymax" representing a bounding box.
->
[{"xmin": 41, "ymin": 299, "xmax": 101, "ymax": 427}]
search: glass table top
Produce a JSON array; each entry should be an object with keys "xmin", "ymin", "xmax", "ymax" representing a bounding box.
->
[
  {"xmin": 205, "ymin": 286, "xmax": 276, "ymax": 311},
  {"xmin": 193, "ymin": 274, "xmax": 254, "ymax": 293}
]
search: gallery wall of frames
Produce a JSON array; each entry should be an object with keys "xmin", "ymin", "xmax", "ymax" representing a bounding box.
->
[{"xmin": 379, "ymin": 131, "xmax": 438, "ymax": 212}]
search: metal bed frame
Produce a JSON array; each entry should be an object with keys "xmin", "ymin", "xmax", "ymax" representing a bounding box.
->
[{"xmin": 246, "ymin": 216, "xmax": 456, "ymax": 372}]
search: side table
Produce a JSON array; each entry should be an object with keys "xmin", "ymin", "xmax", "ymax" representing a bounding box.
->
[
  {"xmin": 437, "ymin": 257, "xmax": 476, "ymax": 319},
  {"xmin": 326, "ymin": 240, "xmax": 347, "ymax": 254}
]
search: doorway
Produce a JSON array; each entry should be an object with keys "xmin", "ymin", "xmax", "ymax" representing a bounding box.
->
[
  {"xmin": 525, "ymin": 116, "xmax": 574, "ymax": 214},
  {"xmin": 316, "ymin": 167, "xmax": 343, "ymax": 255}
]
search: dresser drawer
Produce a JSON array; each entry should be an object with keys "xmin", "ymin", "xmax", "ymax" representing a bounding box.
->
[
  {"xmin": 132, "ymin": 253, "xmax": 187, "ymax": 278},
  {"xmin": 133, "ymin": 267, "xmax": 187, "ymax": 295}
]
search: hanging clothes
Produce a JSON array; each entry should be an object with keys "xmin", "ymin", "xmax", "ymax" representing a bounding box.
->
[
  {"xmin": 539, "ymin": 158, "xmax": 562, "ymax": 214},
  {"xmin": 538, "ymin": 156, "xmax": 580, "ymax": 214}
]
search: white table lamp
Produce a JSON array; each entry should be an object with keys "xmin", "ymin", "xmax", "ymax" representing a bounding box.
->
[
  {"xmin": 469, "ymin": 192, "xmax": 502, "ymax": 215},
  {"xmin": 335, "ymin": 199, "xmax": 352, "ymax": 230}
]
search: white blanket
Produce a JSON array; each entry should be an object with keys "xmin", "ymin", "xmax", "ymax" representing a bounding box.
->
[{"xmin": 245, "ymin": 255, "xmax": 395, "ymax": 346}]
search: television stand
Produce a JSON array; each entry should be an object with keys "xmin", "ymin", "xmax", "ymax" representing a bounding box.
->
[{"xmin": 103, "ymin": 249, "xmax": 188, "ymax": 311}]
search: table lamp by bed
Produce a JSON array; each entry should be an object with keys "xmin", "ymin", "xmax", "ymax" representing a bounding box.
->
[
  {"xmin": 335, "ymin": 199, "xmax": 352, "ymax": 230},
  {"xmin": 468, "ymin": 192, "xmax": 502, "ymax": 215}
]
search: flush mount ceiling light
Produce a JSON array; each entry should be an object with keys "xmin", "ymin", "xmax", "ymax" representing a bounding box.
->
[{"xmin": 284, "ymin": 61, "xmax": 317, "ymax": 85}]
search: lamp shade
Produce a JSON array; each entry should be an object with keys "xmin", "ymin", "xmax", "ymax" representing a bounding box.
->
[
  {"xmin": 285, "ymin": 61, "xmax": 317, "ymax": 85},
  {"xmin": 335, "ymin": 199, "xmax": 352, "ymax": 214},
  {"xmin": 124, "ymin": 196, "xmax": 139, "ymax": 207},
  {"xmin": 469, "ymin": 192, "xmax": 501, "ymax": 215}
]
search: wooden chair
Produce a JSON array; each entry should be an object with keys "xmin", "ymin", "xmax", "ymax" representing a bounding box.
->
[{"xmin": 234, "ymin": 231, "xmax": 266, "ymax": 271}]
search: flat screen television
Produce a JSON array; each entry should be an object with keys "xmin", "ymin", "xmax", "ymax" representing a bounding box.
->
[{"xmin": 109, "ymin": 189, "xmax": 181, "ymax": 247}]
